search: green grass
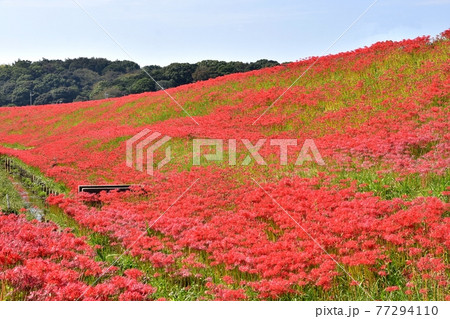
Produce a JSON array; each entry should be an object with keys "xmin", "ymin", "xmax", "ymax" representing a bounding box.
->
[
  {"xmin": 1, "ymin": 155, "xmax": 69, "ymax": 196},
  {"xmin": 99, "ymin": 136, "xmax": 133, "ymax": 152},
  {"xmin": 1, "ymin": 142, "xmax": 33, "ymax": 150}
]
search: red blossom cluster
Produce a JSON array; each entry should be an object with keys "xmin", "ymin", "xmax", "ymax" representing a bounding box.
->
[
  {"xmin": 45, "ymin": 169, "xmax": 449, "ymax": 299},
  {"xmin": 0, "ymin": 30, "xmax": 449, "ymax": 300},
  {"xmin": 0, "ymin": 213, "xmax": 155, "ymax": 300}
]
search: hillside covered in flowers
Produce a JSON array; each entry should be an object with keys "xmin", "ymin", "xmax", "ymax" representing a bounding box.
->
[{"xmin": 0, "ymin": 30, "xmax": 449, "ymax": 301}]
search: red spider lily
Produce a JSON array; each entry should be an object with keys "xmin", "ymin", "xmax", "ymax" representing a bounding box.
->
[{"xmin": 0, "ymin": 30, "xmax": 449, "ymax": 300}]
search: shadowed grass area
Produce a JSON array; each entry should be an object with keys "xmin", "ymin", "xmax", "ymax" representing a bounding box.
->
[{"xmin": 0, "ymin": 169, "xmax": 25, "ymax": 214}]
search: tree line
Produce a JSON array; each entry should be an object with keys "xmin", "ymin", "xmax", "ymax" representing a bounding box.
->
[{"xmin": 0, "ymin": 58, "xmax": 279, "ymax": 106}]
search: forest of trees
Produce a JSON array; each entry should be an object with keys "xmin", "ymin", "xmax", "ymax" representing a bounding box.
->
[{"xmin": 0, "ymin": 58, "xmax": 279, "ymax": 107}]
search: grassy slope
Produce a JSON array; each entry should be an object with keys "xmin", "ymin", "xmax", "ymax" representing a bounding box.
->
[
  {"xmin": 0, "ymin": 33, "xmax": 447, "ymax": 193},
  {"xmin": 0, "ymin": 31, "xmax": 449, "ymax": 301}
]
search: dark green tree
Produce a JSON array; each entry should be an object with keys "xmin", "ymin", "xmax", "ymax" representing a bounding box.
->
[
  {"xmin": 130, "ymin": 78, "xmax": 155, "ymax": 94},
  {"xmin": 0, "ymin": 57, "xmax": 279, "ymax": 106}
]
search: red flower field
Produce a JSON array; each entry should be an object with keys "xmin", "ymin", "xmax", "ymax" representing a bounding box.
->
[{"xmin": 0, "ymin": 30, "xmax": 449, "ymax": 300}]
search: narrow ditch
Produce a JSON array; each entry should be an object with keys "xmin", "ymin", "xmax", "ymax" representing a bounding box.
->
[{"xmin": 8, "ymin": 177, "xmax": 45, "ymax": 221}]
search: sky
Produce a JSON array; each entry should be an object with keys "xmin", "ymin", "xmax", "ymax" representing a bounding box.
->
[{"xmin": 0, "ymin": 0, "xmax": 449, "ymax": 67}]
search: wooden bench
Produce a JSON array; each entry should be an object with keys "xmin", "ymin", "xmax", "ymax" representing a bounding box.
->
[{"xmin": 78, "ymin": 185, "xmax": 132, "ymax": 194}]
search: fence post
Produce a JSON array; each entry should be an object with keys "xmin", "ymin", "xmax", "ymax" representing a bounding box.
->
[{"xmin": 6, "ymin": 194, "xmax": 10, "ymax": 210}]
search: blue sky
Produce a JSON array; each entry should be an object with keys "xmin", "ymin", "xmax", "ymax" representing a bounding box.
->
[{"xmin": 0, "ymin": 0, "xmax": 449, "ymax": 66}]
